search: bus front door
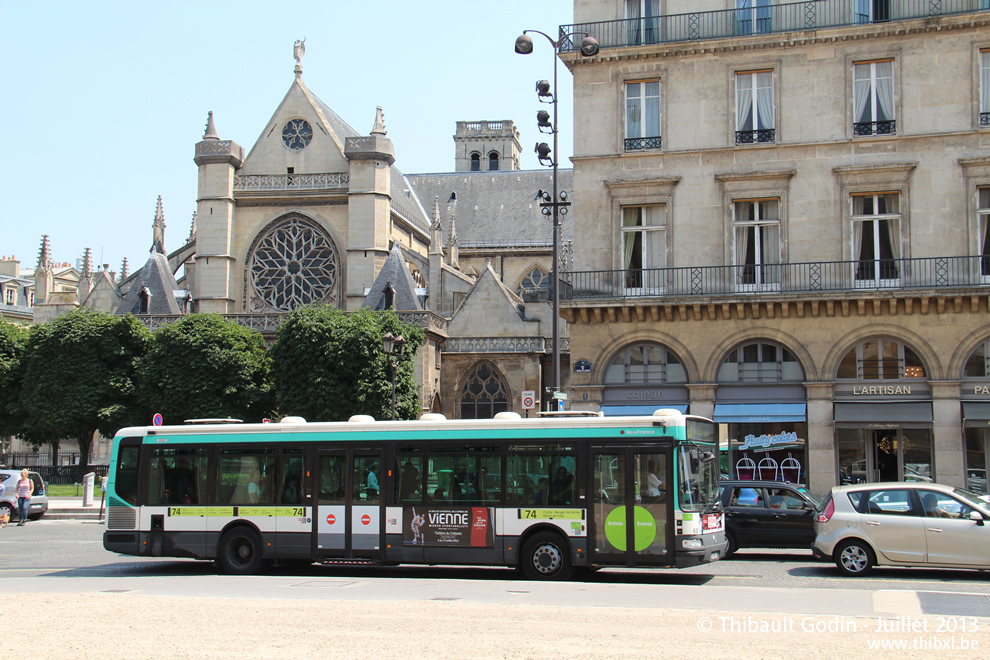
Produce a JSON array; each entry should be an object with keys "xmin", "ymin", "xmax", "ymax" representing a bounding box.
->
[
  {"xmin": 314, "ymin": 450, "xmax": 384, "ymax": 561},
  {"xmin": 590, "ymin": 448, "xmax": 673, "ymax": 566}
]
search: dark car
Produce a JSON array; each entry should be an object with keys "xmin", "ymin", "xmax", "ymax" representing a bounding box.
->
[{"xmin": 718, "ymin": 480, "xmax": 822, "ymax": 557}]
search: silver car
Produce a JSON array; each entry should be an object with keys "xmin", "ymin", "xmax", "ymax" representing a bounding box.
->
[
  {"xmin": 0, "ymin": 470, "xmax": 49, "ymax": 521},
  {"xmin": 812, "ymin": 481, "xmax": 990, "ymax": 576}
]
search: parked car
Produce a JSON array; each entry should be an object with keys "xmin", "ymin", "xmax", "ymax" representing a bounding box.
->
[
  {"xmin": 813, "ymin": 481, "xmax": 990, "ymax": 576},
  {"xmin": 718, "ymin": 480, "xmax": 822, "ymax": 557},
  {"xmin": 0, "ymin": 469, "xmax": 49, "ymax": 521}
]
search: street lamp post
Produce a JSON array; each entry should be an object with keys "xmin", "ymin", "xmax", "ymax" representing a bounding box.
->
[
  {"xmin": 382, "ymin": 331, "xmax": 406, "ymax": 420},
  {"xmin": 515, "ymin": 29, "xmax": 598, "ymax": 409}
]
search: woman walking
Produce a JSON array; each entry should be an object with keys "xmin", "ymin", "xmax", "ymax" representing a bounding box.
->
[{"xmin": 16, "ymin": 469, "xmax": 33, "ymax": 526}]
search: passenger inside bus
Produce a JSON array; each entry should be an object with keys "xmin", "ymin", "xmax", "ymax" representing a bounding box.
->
[{"xmin": 550, "ymin": 467, "xmax": 573, "ymax": 505}]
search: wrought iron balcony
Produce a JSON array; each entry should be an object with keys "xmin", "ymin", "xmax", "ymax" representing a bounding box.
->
[
  {"xmin": 853, "ymin": 120, "xmax": 896, "ymax": 136},
  {"xmin": 559, "ymin": 1, "xmax": 990, "ymax": 52},
  {"xmin": 735, "ymin": 129, "xmax": 776, "ymax": 144},
  {"xmin": 625, "ymin": 136, "xmax": 662, "ymax": 151},
  {"xmin": 563, "ymin": 255, "xmax": 990, "ymax": 301}
]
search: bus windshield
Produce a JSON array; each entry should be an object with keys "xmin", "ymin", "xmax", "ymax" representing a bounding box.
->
[{"xmin": 678, "ymin": 444, "xmax": 720, "ymax": 512}]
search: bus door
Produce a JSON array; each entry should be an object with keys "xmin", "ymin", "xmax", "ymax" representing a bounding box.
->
[
  {"xmin": 590, "ymin": 447, "xmax": 673, "ymax": 566},
  {"xmin": 314, "ymin": 449, "xmax": 384, "ymax": 560}
]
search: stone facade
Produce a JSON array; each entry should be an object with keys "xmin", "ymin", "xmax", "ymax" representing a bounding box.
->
[{"xmin": 563, "ymin": 0, "xmax": 990, "ymax": 494}]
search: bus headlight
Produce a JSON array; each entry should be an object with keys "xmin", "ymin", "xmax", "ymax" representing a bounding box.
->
[{"xmin": 682, "ymin": 538, "xmax": 703, "ymax": 549}]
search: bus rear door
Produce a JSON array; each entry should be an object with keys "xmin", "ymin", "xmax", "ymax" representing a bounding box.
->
[
  {"xmin": 314, "ymin": 449, "xmax": 384, "ymax": 561},
  {"xmin": 590, "ymin": 447, "xmax": 674, "ymax": 567}
]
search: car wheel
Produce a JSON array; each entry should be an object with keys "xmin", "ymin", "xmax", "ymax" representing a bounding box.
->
[
  {"xmin": 834, "ymin": 540, "xmax": 874, "ymax": 577},
  {"xmin": 218, "ymin": 527, "xmax": 267, "ymax": 575},
  {"xmin": 724, "ymin": 532, "xmax": 737, "ymax": 559},
  {"xmin": 520, "ymin": 531, "xmax": 573, "ymax": 581}
]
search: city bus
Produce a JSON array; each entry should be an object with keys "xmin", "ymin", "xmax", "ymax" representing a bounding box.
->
[{"xmin": 103, "ymin": 409, "xmax": 725, "ymax": 580}]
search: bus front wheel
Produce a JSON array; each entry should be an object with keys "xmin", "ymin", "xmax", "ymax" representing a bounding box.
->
[
  {"xmin": 218, "ymin": 528, "xmax": 266, "ymax": 575},
  {"xmin": 520, "ymin": 532, "xmax": 573, "ymax": 581}
]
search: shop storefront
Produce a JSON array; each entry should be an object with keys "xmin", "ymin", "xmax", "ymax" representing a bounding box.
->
[
  {"xmin": 714, "ymin": 341, "xmax": 808, "ymax": 484},
  {"xmin": 600, "ymin": 343, "xmax": 690, "ymax": 416},
  {"xmin": 832, "ymin": 338, "xmax": 932, "ymax": 484}
]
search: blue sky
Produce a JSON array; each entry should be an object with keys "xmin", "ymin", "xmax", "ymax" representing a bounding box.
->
[{"xmin": 0, "ymin": 0, "xmax": 575, "ymax": 273}]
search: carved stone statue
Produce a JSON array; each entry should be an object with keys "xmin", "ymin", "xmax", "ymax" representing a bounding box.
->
[{"xmin": 293, "ymin": 38, "xmax": 306, "ymax": 64}]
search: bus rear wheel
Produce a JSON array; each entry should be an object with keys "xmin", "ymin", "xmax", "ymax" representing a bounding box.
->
[
  {"xmin": 218, "ymin": 528, "xmax": 266, "ymax": 575},
  {"xmin": 520, "ymin": 532, "xmax": 573, "ymax": 581}
]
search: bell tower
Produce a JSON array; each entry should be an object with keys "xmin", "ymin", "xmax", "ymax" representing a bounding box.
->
[{"xmin": 454, "ymin": 120, "xmax": 522, "ymax": 172}]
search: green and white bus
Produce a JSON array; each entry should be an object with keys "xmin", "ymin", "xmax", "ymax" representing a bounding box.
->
[{"xmin": 103, "ymin": 409, "xmax": 725, "ymax": 579}]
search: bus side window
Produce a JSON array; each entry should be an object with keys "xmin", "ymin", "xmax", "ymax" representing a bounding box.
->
[
  {"xmin": 397, "ymin": 456, "xmax": 423, "ymax": 503},
  {"xmin": 115, "ymin": 442, "xmax": 141, "ymax": 506}
]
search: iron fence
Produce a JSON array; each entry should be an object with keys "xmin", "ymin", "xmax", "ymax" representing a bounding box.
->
[
  {"xmin": 564, "ymin": 255, "xmax": 990, "ymax": 301},
  {"xmin": 559, "ymin": 0, "xmax": 990, "ymax": 52}
]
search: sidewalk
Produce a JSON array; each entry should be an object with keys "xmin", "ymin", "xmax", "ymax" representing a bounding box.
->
[{"xmin": 43, "ymin": 496, "xmax": 105, "ymax": 521}]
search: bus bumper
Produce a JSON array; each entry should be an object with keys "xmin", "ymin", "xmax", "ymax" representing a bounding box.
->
[
  {"xmin": 104, "ymin": 530, "xmax": 142, "ymax": 556},
  {"xmin": 674, "ymin": 532, "xmax": 726, "ymax": 568}
]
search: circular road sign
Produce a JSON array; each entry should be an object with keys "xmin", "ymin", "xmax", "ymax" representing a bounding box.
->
[{"xmin": 152, "ymin": 413, "xmax": 163, "ymax": 426}]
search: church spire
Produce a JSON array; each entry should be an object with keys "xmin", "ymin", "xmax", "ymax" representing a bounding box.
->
[
  {"xmin": 371, "ymin": 106, "xmax": 387, "ymax": 135},
  {"xmin": 37, "ymin": 234, "xmax": 52, "ymax": 271},
  {"xmin": 120, "ymin": 257, "xmax": 130, "ymax": 282},
  {"xmin": 187, "ymin": 211, "xmax": 197, "ymax": 244},
  {"xmin": 152, "ymin": 195, "xmax": 166, "ymax": 254},
  {"xmin": 430, "ymin": 196, "xmax": 444, "ymax": 256},
  {"xmin": 203, "ymin": 111, "xmax": 219, "ymax": 140}
]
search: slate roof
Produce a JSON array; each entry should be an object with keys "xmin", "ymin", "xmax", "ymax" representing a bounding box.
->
[
  {"xmin": 363, "ymin": 243, "xmax": 425, "ymax": 311},
  {"xmin": 405, "ymin": 169, "xmax": 575, "ymax": 246},
  {"xmin": 116, "ymin": 251, "xmax": 187, "ymax": 315},
  {"xmin": 308, "ymin": 94, "xmax": 432, "ymax": 235}
]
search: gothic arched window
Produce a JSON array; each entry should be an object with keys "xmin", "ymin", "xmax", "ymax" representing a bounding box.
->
[
  {"xmin": 515, "ymin": 266, "xmax": 550, "ymax": 297},
  {"xmin": 459, "ymin": 362, "xmax": 509, "ymax": 419},
  {"xmin": 246, "ymin": 214, "xmax": 339, "ymax": 312}
]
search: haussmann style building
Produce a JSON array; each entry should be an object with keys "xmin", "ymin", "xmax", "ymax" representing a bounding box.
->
[{"xmin": 558, "ymin": 0, "xmax": 990, "ymax": 495}]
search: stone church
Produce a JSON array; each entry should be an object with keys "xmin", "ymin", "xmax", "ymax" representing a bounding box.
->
[{"xmin": 23, "ymin": 45, "xmax": 575, "ymax": 421}]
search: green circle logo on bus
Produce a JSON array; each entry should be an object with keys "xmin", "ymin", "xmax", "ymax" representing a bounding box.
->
[{"xmin": 604, "ymin": 506, "xmax": 657, "ymax": 551}]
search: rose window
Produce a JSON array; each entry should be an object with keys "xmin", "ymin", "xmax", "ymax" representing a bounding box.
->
[
  {"xmin": 248, "ymin": 216, "xmax": 338, "ymax": 312},
  {"xmin": 281, "ymin": 119, "xmax": 313, "ymax": 150}
]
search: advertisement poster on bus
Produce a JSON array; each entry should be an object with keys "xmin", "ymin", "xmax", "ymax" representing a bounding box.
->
[{"xmin": 402, "ymin": 506, "xmax": 494, "ymax": 547}]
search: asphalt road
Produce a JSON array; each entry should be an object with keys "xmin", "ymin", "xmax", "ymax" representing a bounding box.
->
[{"xmin": 4, "ymin": 520, "xmax": 990, "ymax": 658}]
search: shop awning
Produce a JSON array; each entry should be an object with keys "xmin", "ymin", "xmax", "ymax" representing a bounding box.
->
[
  {"xmin": 962, "ymin": 402, "xmax": 990, "ymax": 421},
  {"xmin": 600, "ymin": 404, "xmax": 688, "ymax": 416},
  {"xmin": 833, "ymin": 402, "xmax": 932, "ymax": 423},
  {"xmin": 713, "ymin": 403, "xmax": 806, "ymax": 423}
]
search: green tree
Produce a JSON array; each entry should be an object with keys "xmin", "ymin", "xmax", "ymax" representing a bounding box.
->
[
  {"xmin": 0, "ymin": 320, "xmax": 30, "ymax": 442},
  {"xmin": 270, "ymin": 307, "xmax": 423, "ymax": 421},
  {"xmin": 19, "ymin": 310, "xmax": 151, "ymax": 466},
  {"xmin": 134, "ymin": 314, "xmax": 273, "ymax": 425}
]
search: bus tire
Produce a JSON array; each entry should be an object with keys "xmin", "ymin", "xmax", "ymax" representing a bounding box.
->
[
  {"xmin": 520, "ymin": 531, "xmax": 573, "ymax": 581},
  {"xmin": 218, "ymin": 527, "xmax": 266, "ymax": 575}
]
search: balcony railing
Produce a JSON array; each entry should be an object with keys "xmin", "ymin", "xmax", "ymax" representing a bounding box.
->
[
  {"xmin": 233, "ymin": 173, "xmax": 349, "ymax": 192},
  {"xmin": 625, "ymin": 136, "xmax": 662, "ymax": 151},
  {"xmin": 559, "ymin": 1, "xmax": 990, "ymax": 52},
  {"xmin": 853, "ymin": 120, "xmax": 896, "ymax": 136},
  {"xmin": 735, "ymin": 129, "xmax": 776, "ymax": 144},
  {"xmin": 563, "ymin": 255, "xmax": 990, "ymax": 301}
]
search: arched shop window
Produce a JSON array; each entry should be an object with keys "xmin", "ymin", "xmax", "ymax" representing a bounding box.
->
[
  {"xmin": 717, "ymin": 341, "xmax": 803, "ymax": 383},
  {"xmin": 836, "ymin": 339, "xmax": 926, "ymax": 380},
  {"xmin": 964, "ymin": 339, "xmax": 990, "ymax": 378},
  {"xmin": 459, "ymin": 362, "xmax": 509, "ymax": 419},
  {"xmin": 964, "ymin": 338, "xmax": 990, "ymax": 495},
  {"xmin": 604, "ymin": 343, "xmax": 687, "ymax": 384}
]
